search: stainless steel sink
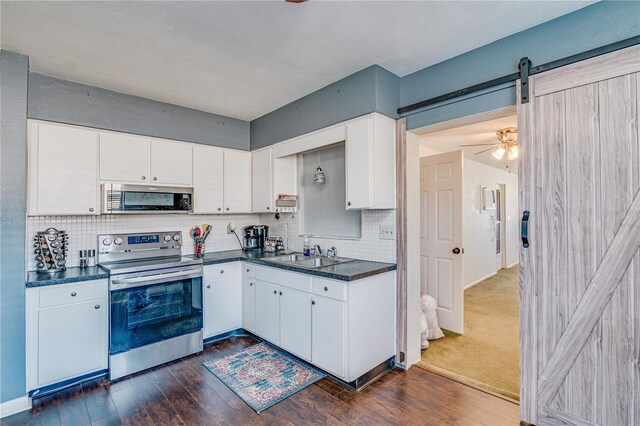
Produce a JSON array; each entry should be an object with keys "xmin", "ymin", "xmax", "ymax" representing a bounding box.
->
[{"xmin": 262, "ymin": 252, "xmax": 353, "ymax": 269}]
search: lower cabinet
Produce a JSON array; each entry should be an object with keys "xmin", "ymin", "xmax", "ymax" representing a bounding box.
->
[
  {"xmin": 204, "ymin": 263, "xmax": 241, "ymax": 338},
  {"xmin": 311, "ymin": 295, "xmax": 345, "ymax": 378},
  {"xmin": 255, "ymin": 280, "xmax": 281, "ymax": 344},
  {"xmin": 27, "ymin": 279, "xmax": 108, "ymax": 391},
  {"xmin": 242, "ymin": 279, "xmax": 257, "ymax": 332},
  {"xmin": 279, "ymin": 287, "xmax": 312, "ymax": 361}
]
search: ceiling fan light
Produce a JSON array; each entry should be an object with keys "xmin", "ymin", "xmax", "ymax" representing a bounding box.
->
[
  {"xmin": 492, "ymin": 147, "xmax": 506, "ymax": 160},
  {"xmin": 507, "ymin": 145, "xmax": 518, "ymax": 160}
]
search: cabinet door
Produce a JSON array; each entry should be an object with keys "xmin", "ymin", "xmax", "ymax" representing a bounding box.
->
[
  {"xmin": 223, "ymin": 150, "xmax": 252, "ymax": 213},
  {"xmin": 280, "ymin": 287, "xmax": 312, "ymax": 361},
  {"xmin": 38, "ymin": 300, "xmax": 107, "ymax": 385},
  {"xmin": 193, "ymin": 145, "xmax": 224, "ymax": 213},
  {"xmin": 36, "ymin": 124, "xmax": 99, "ymax": 215},
  {"xmin": 345, "ymin": 117, "xmax": 372, "ymax": 209},
  {"xmin": 99, "ymin": 133, "xmax": 150, "ymax": 183},
  {"xmin": 312, "ymin": 295, "xmax": 345, "ymax": 378},
  {"xmin": 251, "ymin": 148, "xmax": 273, "ymax": 213},
  {"xmin": 242, "ymin": 278, "xmax": 256, "ymax": 332},
  {"xmin": 255, "ymin": 280, "xmax": 280, "ymax": 344},
  {"xmin": 203, "ymin": 276, "xmax": 242, "ymax": 338},
  {"xmin": 150, "ymin": 139, "xmax": 193, "ymax": 185}
]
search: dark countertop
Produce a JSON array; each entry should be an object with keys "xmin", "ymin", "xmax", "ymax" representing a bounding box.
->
[
  {"xmin": 26, "ymin": 266, "xmax": 109, "ymax": 288},
  {"xmin": 194, "ymin": 250, "xmax": 396, "ymax": 282}
]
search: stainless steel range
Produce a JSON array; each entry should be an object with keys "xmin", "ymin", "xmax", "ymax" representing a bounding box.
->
[{"xmin": 98, "ymin": 231, "xmax": 203, "ymax": 380}]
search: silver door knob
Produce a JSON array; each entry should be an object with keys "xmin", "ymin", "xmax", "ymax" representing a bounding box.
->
[
  {"xmin": 226, "ymin": 207, "xmax": 229, "ymax": 211},
  {"xmin": 273, "ymin": 290, "xmax": 277, "ymax": 294},
  {"xmin": 218, "ymin": 208, "xmax": 222, "ymax": 212},
  {"xmin": 153, "ymin": 177, "xmax": 157, "ymax": 181},
  {"xmin": 452, "ymin": 247, "xmax": 461, "ymax": 255},
  {"xmin": 89, "ymin": 208, "xmax": 94, "ymax": 212},
  {"xmin": 324, "ymin": 286, "xmax": 328, "ymax": 291},
  {"xmin": 220, "ymin": 270, "xmax": 224, "ymax": 274},
  {"xmin": 267, "ymin": 207, "xmax": 270, "ymax": 210},
  {"xmin": 206, "ymin": 285, "xmax": 211, "ymax": 289},
  {"xmin": 94, "ymin": 305, "xmax": 100, "ymax": 309},
  {"xmin": 141, "ymin": 176, "xmax": 146, "ymax": 180},
  {"xmin": 71, "ymin": 292, "xmax": 77, "ymax": 297}
]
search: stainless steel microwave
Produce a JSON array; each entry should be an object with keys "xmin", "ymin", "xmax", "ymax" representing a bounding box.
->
[{"xmin": 102, "ymin": 184, "xmax": 193, "ymax": 214}]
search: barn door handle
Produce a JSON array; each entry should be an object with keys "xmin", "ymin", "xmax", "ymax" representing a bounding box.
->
[{"xmin": 521, "ymin": 210, "xmax": 530, "ymax": 248}]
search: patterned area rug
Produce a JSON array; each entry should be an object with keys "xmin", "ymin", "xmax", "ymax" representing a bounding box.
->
[{"xmin": 203, "ymin": 342, "xmax": 326, "ymax": 413}]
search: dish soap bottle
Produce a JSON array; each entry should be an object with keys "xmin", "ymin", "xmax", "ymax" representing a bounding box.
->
[{"xmin": 303, "ymin": 236, "xmax": 310, "ymax": 257}]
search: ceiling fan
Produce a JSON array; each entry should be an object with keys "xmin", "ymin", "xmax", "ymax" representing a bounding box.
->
[{"xmin": 460, "ymin": 127, "xmax": 518, "ymax": 160}]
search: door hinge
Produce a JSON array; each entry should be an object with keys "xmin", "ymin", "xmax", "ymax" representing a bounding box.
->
[
  {"xmin": 519, "ymin": 57, "xmax": 531, "ymax": 104},
  {"xmin": 399, "ymin": 351, "xmax": 406, "ymax": 363}
]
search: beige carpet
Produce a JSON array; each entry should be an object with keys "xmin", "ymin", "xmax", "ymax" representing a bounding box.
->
[{"xmin": 418, "ymin": 266, "xmax": 520, "ymax": 401}]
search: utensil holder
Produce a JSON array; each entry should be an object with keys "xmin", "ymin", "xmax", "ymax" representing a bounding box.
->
[{"xmin": 194, "ymin": 241, "xmax": 205, "ymax": 258}]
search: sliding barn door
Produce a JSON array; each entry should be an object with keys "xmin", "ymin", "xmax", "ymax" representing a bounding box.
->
[{"xmin": 519, "ymin": 46, "xmax": 640, "ymax": 425}]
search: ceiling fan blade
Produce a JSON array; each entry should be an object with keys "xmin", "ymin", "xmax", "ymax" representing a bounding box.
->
[
  {"xmin": 474, "ymin": 147, "xmax": 499, "ymax": 155},
  {"xmin": 460, "ymin": 143, "xmax": 500, "ymax": 147}
]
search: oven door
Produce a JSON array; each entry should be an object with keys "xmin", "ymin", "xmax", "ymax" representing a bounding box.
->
[
  {"xmin": 109, "ymin": 266, "xmax": 203, "ymax": 354},
  {"xmin": 102, "ymin": 184, "xmax": 193, "ymax": 214}
]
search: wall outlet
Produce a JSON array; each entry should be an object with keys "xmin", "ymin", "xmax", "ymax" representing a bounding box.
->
[
  {"xmin": 227, "ymin": 222, "xmax": 236, "ymax": 234},
  {"xmin": 379, "ymin": 225, "xmax": 396, "ymax": 240}
]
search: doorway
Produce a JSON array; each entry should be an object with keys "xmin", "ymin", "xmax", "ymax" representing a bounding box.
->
[{"xmin": 413, "ymin": 112, "xmax": 520, "ymax": 401}]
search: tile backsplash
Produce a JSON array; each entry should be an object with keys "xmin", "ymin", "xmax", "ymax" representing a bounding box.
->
[
  {"xmin": 260, "ymin": 209, "xmax": 396, "ymax": 264},
  {"xmin": 26, "ymin": 209, "xmax": 397, "ymax": 271},
  {"xmin": 26, "ymin": 214, "xmax": 257, "ymax": 271}
]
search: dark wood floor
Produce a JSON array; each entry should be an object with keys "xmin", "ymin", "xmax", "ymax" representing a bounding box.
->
[{"xmin": 2, "ymin": 336, "xmax": 519, "ymax": 425}]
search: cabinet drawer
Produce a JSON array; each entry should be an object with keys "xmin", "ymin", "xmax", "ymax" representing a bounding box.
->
[
  {"xmin": 312, "ymin": 278, "xmax": 346, "ymax": 301},
  {"xmin": 242, "ymin": 263, "xmax": 256, "ymax": 278},
  {"xmin": 205, "ymin": 262, "xmax": 240, "ymax": 280},
  {"xmin": 39, "ymin": 280, "xmax": 107, "ymax": 309},
  {"xmin": 255, "ymin": 265, "xmax": 311, "ymax": 292}
]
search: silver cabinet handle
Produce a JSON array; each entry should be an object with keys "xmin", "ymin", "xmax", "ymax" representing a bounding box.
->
[
  {"xmin": 141, "ymin": 176, "xmax": 146, "ymax": 180},
  {"xmin": 94, "ymin": 304, "xmax": 100, "ymax": 309},
  {"xmin": 273, "ymin": 290, "xmax": 277, "ymax": 294},
  {"xmin": 226, "ymin": 207, "xmax": 230, "ymax": 211},
  {"xmin": 249, "ymin": 282, "xmax": 253, "ymax": 286},
  {"xmin": 311, "ymin": 300, "xmax": 315, "ymax": 305},
  {"xmin": 246, "ymin": 268, "xmax": 250, "ymax": 272},
  {"xmin": 153, "ymin": 177, "xmax": 157, "ymax": 181},
  {"xmin": 279, "ymin": 291, "xmax": 283, "ymax": 296},
  {"xmin": 218, "ymin": 208, "xmax": 222, "ymax": 212},
  {"xmin": 71, "ymin": 292, "xmax": 77, "ymax": 297},
  {"xmin": 347, "ymin": 201, "xmax": 351, "ymax": 206},
  {"xmin": 220, "ymin": 270, "xmax": 224, "ymax": 274},
  {"xmin": 206, "ymin": 284, "xmax": 211, "ymax": 289},
  {"xmin": 324, "ymin": 286, "xmax": 328, "ymax": 291},
  {"xmin": 266, "ymin": 207, "xmax": 270, "ymax": 210},
  {"xmin": 89, "ymin": 208, "xmax": 94, "ymax": 212}
]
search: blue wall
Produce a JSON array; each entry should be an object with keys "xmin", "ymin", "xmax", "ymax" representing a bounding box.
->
[
  {"xmin": 403, "ymin": 1, "xmax": 640, "ymax": 130},
  {"xmin": 29, "ymin": 74, "xmax": 250, "ymax": 150},
  {"xmin": 0, "ymin": 51, "xmax": 28, "ymax": 404},
  {"xmin": 250, "ymin": 65, "xmax": 400, "ymax": 150}
]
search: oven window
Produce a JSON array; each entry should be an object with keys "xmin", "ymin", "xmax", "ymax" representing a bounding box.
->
[
  {"xmin": 110, "ymin": 278, "xmax": 203, "ymax": 354},
  {"xmin": 123, "ymin": 192, "xmax": 174, "ymax": 207}
]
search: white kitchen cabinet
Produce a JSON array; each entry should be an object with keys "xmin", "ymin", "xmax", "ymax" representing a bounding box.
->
[
  {"xmin": 203, "ymin": 263, "xmax": 241, "ymax": 338},
  {"xmin": 252, "ymin": 147, "xmax": 273, "ymax": 213},
  {"xmin": 28, "ymin": 122, "xmax": 100, "ymax": 215},
  {"xmin": 280, "ymin": 287, "xmax": 312, "ymax": 361},
  {"xmin": 345, "ymin": 114, "xmax": 396, "ymax": 210},
  {"xmin": 192, "ymin": 145, "xmax": 225, "ymax": 213},
  {"xmin": 150, "ymin": 139, "xmax": 193, "ymax": 186},
  {"xmin": 311, "ymin": 294, "xmax": 346, "ymax": 378},
  {"xmin": 223, "ymin": 149, "xmax": 252, "ymax": 213},
  {"xmin": 242, "ymin": 278, "xmax": 257, "ymax": 332},
  {"xmin": 27, "ymin": 280, "xmax": 108, "ymax": 391},
  {"xmin": 99, "ymin": 133, "xmax": 150, "ymax": 183},
  {"xmin": 255, "ymin": 280, "xmax": 280, "ymax": 344}
]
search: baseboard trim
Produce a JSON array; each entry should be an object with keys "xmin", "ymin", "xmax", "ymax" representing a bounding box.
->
[
  {"xmin": 464, "ymin": 272, "xmax": 497, "ymax": 290},
  {"xmin": 507, "ymin": 261, "xmax": 520, "ymax": 268},
  {"xmin": 0, "ymin": 395, "xmax": 32, "ymax": 418}
]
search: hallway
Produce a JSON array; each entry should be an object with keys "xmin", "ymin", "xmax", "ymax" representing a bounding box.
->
[{"xmin": 419, "ymin": 266, "xmax": 519, "ymax": 400}]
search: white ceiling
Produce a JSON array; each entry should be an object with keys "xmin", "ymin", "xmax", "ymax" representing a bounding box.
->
[
  {"xmin": 420, "ymin": 114, "xmax": 518, "ymax": 173},
  {"xmin": 1, "ymin": 1, "xmax": 591, "ymax": 121}
]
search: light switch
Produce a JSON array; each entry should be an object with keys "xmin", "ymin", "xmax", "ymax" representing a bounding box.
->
[{"xmin": 379, "ymin": 225, "xmax": 396, "ymax": 240}]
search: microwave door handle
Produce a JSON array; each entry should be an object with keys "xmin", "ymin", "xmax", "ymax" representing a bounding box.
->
[{"xmin": 111, "ymin": 270, "xmax": 202, "ymax": 290}]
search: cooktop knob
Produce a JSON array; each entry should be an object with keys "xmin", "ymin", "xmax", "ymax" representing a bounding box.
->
[
  {"xmin": 164, "ymin": 235, "xmax": 172, "ymax": 242},
  {"xmin": 102, "ymin": 238, "xmax": 112, "ymax": 246},
  {"xmin": 172, "ymin": 234, "xmax": 180, "ymax": 241},
  {"xmin": 114, "ymin": 237, "xmax": 123, "ymax": 245}
]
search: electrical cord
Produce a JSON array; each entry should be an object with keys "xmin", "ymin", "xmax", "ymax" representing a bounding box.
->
[{"xmin": 232, "ymin": 229, "xmax": 245, "ymax": 251}]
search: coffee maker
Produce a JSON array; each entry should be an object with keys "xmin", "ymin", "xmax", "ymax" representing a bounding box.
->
[{"xmin": 243, "ymin": 225, "xmax": 269, "ymax": 251}]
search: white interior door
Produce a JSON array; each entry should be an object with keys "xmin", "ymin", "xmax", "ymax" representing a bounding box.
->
[{"xmin": 419, "ymin": 151, "xmax": 463, "ymax": 334}]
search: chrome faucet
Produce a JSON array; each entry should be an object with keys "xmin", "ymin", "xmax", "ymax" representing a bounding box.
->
[
  {"xmin": 327, "ymin": 246, "xmax": 337, "ymax": 259},
  {"xmin": 313, "ymin": 244, "xmax": 322, "ymax": 256}
]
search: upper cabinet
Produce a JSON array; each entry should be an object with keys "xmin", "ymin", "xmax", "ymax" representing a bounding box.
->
[
  {"xmin": 223, "ymin": 150, "xmax": 252, "ymax": 213},
  {"xmin": 252, "ymin": 147, "xmax": 297, "ymax": 213},
  {"xmin": 150, "ymin": 139, "xmax": 192, "ymax": 186},
  {"xmin": 345, "ymin": 114, "xmax": 396, "ymax": 210},
  {"xmin": 99, "ymin": 133, "xmax": 150, "ymax": 183},
  {"xmin": 28, "ymin": 122, "xmax": 100, "ymax": 216},
  {"xmin": 100, "ymin": 134, "xmax": 192, "ymax": 186},
  {"xmin": 192, "ymin": 146, "xmax": 252, "ymax": 214}
]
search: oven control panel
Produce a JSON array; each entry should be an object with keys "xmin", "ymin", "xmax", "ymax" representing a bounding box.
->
[{"xmin": 99, "ymin": 231, "xmax": 182, "ymax": 254}]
